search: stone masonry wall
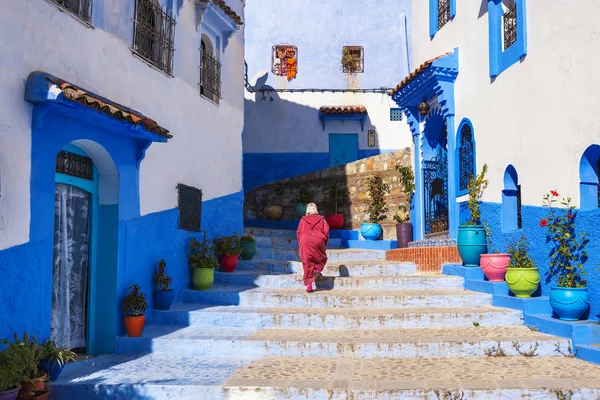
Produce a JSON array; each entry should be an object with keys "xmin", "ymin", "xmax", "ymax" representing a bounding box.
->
[{"xmin": 244, "ymin": 149, "xmax": 412, "ymax": 239}]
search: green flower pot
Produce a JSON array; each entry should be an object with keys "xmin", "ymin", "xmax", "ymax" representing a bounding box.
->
[
  {"xmin": 296, "ymin": 203, "xmax": 307, "ymax": 218},
  {"xmin": 505, "ymin": 268, "xmax": 540, "ymax": 298},
  {"xmin": 192, "ymin": 268, "xmax": 214, "ymax": 291},
  {"xmin": 240, "ymin": 241, "xmax": 257, "ymax": 260}
]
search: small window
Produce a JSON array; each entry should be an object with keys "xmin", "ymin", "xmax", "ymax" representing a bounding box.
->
[
  {"xmin": 503, "ymin": 3, "xmax": 517, "ymax": 50},
  {"xmin": 502, "ymin": 165, "xmax": 520, "ymax": 232},
  {"xmin": 50, "ymin": 0, "xmax": 92, "ymax": 22},
  {"xmin": 200, "ymin": 36, "xmax": 221, "ymax": 104},
  {"xmin": 56, "ymin": 150, "xmax": 93, "ymax": 180},
  {"xmin": 390, "ymin": 108, "xmax": 403, "ymax": 121},
  {"xmin": 341, "ymin": 46, "xmax": 364, "ymax": 74},
  {"xmin": 133, "ymin": 0, "xmax": 176, "ymax": 75},
  {"xmin": 579, "ymin": 144, "xmax": 600, "ymax": 210},
  {"xmin": 272, "ymin": 45, "xmax": 298, "ymax": 81},
  {"xmin": 458, "ymin": 123, "xmax": 475, "ymax": 192},
  {"xmin": 177, "ymin": 184, "xmax": 202, "ymax": 232},
  {"xmin": 438, "ymin": 0, "xmax": 451, "ymax": 30}
]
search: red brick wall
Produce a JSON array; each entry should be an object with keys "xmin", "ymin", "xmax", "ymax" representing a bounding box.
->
[{"xmin": 386, "ymin": 246, "xmax": 461, "ymax": 272}]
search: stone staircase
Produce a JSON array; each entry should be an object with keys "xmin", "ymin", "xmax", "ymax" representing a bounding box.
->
[{"xmin": 52, "ymin": 228, "xmax": 600, "ymax": 399}]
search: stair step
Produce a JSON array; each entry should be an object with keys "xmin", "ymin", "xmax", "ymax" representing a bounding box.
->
[
  {"xmin": 244, "ymin": 228, "xmax": 297, "ymax": 238},
  {"xmin": 180, "ymin": 286, "xmax": 492, "ymax": 308},
  {"xmin": 115, "ymin": 325, "xmax": 571, "ymax": 358},
  {"xmin": 253, "ymin": 248, "xmax": 386, "ymax": 262},
  {"xmin": 252, "ymin": 236, "xmax": 343, "ymax": 249},
  {"xmin": 236, "ymin": 259, "xmax": 417, "ymax": 276},
  {"xmin": 151, "ymin": 304, "xmax": 523, "ymax": 329},
  {"xmin": 215, "ymin": 271, "xmax": 464, "ymax": 290}
]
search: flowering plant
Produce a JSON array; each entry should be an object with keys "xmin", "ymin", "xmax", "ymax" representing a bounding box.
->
[{"xmin": 540, "ymin": 190, "xmax": 588, "ymax": 288}]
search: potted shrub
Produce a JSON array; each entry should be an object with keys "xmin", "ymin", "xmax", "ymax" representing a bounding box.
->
[
  {"xmin": 122, "ymin": 284, "xmax": 148, "ymax": 337},
  {"xmin": 457, "ymin": 164, "xmax": 489, "ymax": 267},
  {"xmin": 479, "ymin": 222, "xmax": 510, "ymax": 282},
  {"xmin": 0, "ymin": 335, "xmax": 24, "ymax": 400},
  {"xmin": 153, "ymin": 259, "xmax": 174, "ymax": 311},
  {"xmin": 541, "ymin": 190, "xmax": 590, "ymax": 321},
  {"xmin": 11, "ymin": 333, "xmax": 48, "ymax": 399},
  {"xmin": 393, "ymin": 165, "xmax": 415, "ymax": 248},
  {"xmin": 38, "ymin": 340, "xmax": 76, "ymax": 382},
  {"xmin": 240, "ymin": 235, "xmax": 257, "ymax": 260},
  {"xmin": 187, "ymin": 231, "xmax": 218, "ymax": 290},
  {"xmin": 214, "ymin": 233, "xmax": 243, "ymax": 273},
  {"xmin": 325, "ymin": 183, "xmax": 349, "ymax": 230},
  {"xmin": 360, "ymin": 174, "xmax": 390, "ymax": 241},
  {"xmin": 294, "ymin": 187, "xmax": 314, "ymax": 219},
  {"xmin": 340, "ymin": 47, "xmax": 361, "ymax": 76},
  {"xmin": 264, "ymin": 184, "xmax": 285, "ymax": 221},
  {"xmin": 505, "ymin": 235, "xmax": 539, "ymax": 298}
]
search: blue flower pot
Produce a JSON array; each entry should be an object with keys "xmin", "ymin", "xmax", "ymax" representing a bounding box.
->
[
  {"xmin": 153, "ymin": 289, "xmax": 175, "ymax": 311},
  {"xmin": 457, "ymin": 225, "xmax": 487, "ymax": 267},
  {"xmin": 39, "ymin": 359, "xmax": 64, "ymax": 381},
  {"xmin": 360, "ymin": 223, "xmax": 382, "ymax": 241},
  {"xmin": 550, "ymin": 286, "xmax": 589, "ymax": 321}
]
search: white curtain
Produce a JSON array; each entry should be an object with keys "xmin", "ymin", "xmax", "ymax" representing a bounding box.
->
[{"xmin": 50, "ymin": 183, "xmax": 90, "ymax": 350}]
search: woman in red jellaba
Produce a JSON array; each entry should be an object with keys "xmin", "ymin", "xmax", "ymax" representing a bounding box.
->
[{"xmin": 296, "ymin": 203, "xmax": 330, "ymax": 292}]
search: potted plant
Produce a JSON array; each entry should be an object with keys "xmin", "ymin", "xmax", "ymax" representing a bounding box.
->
[
  {"xmin": 38, "ymin": 340, "xmax": 76, "ymax": 382},
  {"xmin": 393, "ymin": 165, "xmax": 415, "ymax": 248},
  {"xmin": 325, "ymin": 183, "xmax": 349, "ymax": 230},
  {"xmin": 479, "ymin": 222, "xmax": 510, "ymax": 282},
  {"xmin": 214, "ymin": 233, "xmax": 243, "ymax": 273},
  {"xmin": 541, "ymin": 190, "xmax": 590, "ymax": 321},
  {"xmin": 457, "ymin": 164, "xmax": 489, "ymax": 267},
  {"xmin": 294, "ymin": 187, "xmax": 314, "ymax": 219},
  {"xmin": 360, "ymin": 174, "xmax": 390, "ymax": 241},
  {"xmin": 153, "ymin": 259, "xmax": 175, "ymax": 311},
  {"xmin": 505, "ymin": 235, "xmax": 539, "ymax": 298},
  {"xmin": 264, "ymin": 184, "xmax": 285, "ymax": 221},
  {"xmin": 240, "ymin": 235, "xmax": 257, "ymax": 261},
  {"xmin": 0, "ymin": 335, "xmax": 24, "ymax": 400},
  {"xmin": 11, "ymin": 333, "xmax": 48, "ymax": 399},
  {"xmin": 340, "ymin": 47, "xmax": 361, "ymax": 76},
  {"xmin": 187, "ymin": 232, "xmax": 219, "ymax": 290},
  {"xmin": 122, "ymin": 284, "xmax": 148, "ymax": 337}
]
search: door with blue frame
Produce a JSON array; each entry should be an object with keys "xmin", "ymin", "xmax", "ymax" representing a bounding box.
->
[{"xmin": 329, "ymin": 134, "xmax": 359, "ymax": 167}]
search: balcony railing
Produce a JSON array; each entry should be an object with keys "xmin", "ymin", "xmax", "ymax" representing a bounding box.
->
[
  {"xmin": 133, "ymin": 0, "xmax": 176, "ymax": 75},
  {"xmin": 201, "ymin": 50, "xmax": 222, "ymax": 101},
  {"xmin": 50, "ymin": 0, "xmax": 92, "ymax": 22}
]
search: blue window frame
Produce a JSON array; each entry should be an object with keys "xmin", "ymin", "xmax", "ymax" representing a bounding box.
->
[
  {"xmin": 488, "ymin": 0, "xmax": 527, "ymax": 78},
  {"xmin": 429, "ymin": 0, "xmax": 456, "ymax": 38},
  {"xmin": 456, "ymin": 118, "xmax": 476, "ymax": 197}
]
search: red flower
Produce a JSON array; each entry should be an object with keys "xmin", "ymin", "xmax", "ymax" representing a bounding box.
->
[
  {"xmin": 550, "ymin": 190, "xmax": 559, "ymax": 197},
  {"xmin": 540, "ymin": 219, "xmax": 548, "ymax": 227},
  {"xmin": 568, "ymin": 214, "xmax": 575, "ymax": 219}
]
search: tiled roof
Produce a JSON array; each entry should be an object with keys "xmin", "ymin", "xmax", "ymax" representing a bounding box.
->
[
  {"xmin": 48, "ymin": 77, "xmax": 172, "ymax": 139},
  {"xmin": 319, "ymin": 105, "xmax": 368, "ymax": 115},
  {"xmin": 388, "ymin": 51, "xmax": 453, "ymax": 96},
  {"xmin": 198, "ymin": 0, "xmax": 243, "ymax": 25}
]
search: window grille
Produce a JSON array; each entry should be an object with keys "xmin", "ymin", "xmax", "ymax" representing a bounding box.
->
[
  {"xmin": 177, "ymin": 184, "xmax": 202, "ymax": 232},
  {"xmin": 390, "ymin": 108, "xmax": 403, "ymax": 121},
  {"xmin": 133, "ymin": 0, "xmax": 176, "ymax": 75},
  {"xmin": 458, "ymin": 124, "xmax": 475, "ymax": 192},
  {"xmin": 503, "ymin": 3, "xmax": 517, "ymax": 50},
  {"xmin": 342, "ymin": 46, "xmax": 364, "ymax": 74},
  {"xmin": 438, "ymin": 0, "xmax": 451, "ymax": 30},
  {"xmin": 56, "ymin": 150, "xmax": 93, "ymax": 180},
  {"xmin": 50, "ymin": 0, "xmax": 92, "ymax": 22},
  {"xmin": 271, "ymin": 45, "xmax": 298, "ymax": 78},
  {"xmin": 200, "ymin": 47, "xmax": 221, "ymax": 102},
  {"xmin": 517, "ymin": 184, "xmax": 522, "ymax": 229}
]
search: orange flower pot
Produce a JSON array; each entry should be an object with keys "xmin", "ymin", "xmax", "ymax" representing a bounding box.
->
[{"xmin": 124, "ymin": 315, "xmax": 146, "ymax": 337}]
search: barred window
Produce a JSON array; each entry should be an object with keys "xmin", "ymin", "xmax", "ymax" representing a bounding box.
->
[
  {"xmin": 458, "ymin": 123, "xmax": 475, "ymax": 192},
  {"xmin": 56, "ymin": 150, "xmax": 94, "ymax": 180},
  {"xmin": 50, "ymin": 0, "xmax": 92, "ymax": 22},
  {"xmin": 342, "ymin": 46, "xmax": 364, "ymax": 74},
  {"xmin": 503, "ymin": 3, "xmax": 517, "ymax": 50},
  {"xmin": 438, "ymin": 0, "xmax": 451, "ymax": 30},
  {"xmin": 200, "ymin": 37, "xmax": 221, "ymax": 103},
  {"xmin": 133, "ymin": 0, "xmax": 176, "ymax": 75},
  {"xmin": 271, "ymin": 45, "xmax": 298, "ymax": 81},
  {"xmin": 177, "ymin": 184, "xmax": 202, "ymax": 232}
]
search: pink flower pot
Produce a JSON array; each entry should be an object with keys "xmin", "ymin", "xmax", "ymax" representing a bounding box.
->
[{"xmin": 479, "ymin": 253, "xmax": 510, "ymax": 282}]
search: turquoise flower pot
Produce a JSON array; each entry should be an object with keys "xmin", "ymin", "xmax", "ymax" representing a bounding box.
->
[
  {"xmin": 296, "ymin": 203, "xmax": 307, "ymax": 218},
  {"xmin": 550, "ymin": 286, "xmax": 589, "ymax": 321},
  {"xmin": 457, "ymin": 225, "xmax": 487, "ymax": 267},
  {"xmin": 360, "ymin": 223, "xmax": 382, "ymax": 241}
]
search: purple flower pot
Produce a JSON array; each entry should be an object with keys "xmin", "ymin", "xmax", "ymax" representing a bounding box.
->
[
  {"xmin": 395, "ymin": 223, "xmax": 413, "ymax": 248},
  {"xmin": 0, "ymin": 385, "xmax": 20, "ymax": 400}
]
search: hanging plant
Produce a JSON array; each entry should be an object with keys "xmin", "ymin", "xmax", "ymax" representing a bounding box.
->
[{"xmin": 341, "ymin": 48, "xmax": 362, "ymax": 76}]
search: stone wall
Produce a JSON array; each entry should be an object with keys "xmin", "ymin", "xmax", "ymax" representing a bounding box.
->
[{"xmin": 244, "ymin": 149, "xmax": 412, "ymax": 239}]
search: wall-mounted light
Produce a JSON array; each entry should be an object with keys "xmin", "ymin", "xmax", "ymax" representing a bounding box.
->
[
  {"xmin": 418, "ymin": 99, "xmax": 430, "ymax": 116},
  {"xmin": 368, "ymin": 130, "xmax": 376, "ymax": 147}
]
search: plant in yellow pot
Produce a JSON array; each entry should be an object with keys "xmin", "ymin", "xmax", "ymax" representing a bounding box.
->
[{"xmin": 505, "ymin": 235, "xmax": 539, "ymax": 298}]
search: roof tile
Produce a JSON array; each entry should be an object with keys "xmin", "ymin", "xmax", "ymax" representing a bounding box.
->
[
  {"xmin": 388, "ymin": 51, "xmax": 453, "ymax": 96},
  {"xmin": 319, "ymin": 105, "xmax": 368, "ymax": 115}
]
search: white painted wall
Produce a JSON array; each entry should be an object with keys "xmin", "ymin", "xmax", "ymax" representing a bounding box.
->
[
  {"xmin": 411, "ymin": 0, "xmax": 600, "ymax": 206},
  {"xmin": 0, "ymin": 0, "xmax": 244, "ymax": 249}
]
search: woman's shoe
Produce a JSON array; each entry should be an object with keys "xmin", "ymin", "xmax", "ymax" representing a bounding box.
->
[{"xmin": 306, "ymin": 284, "xmax": 314, "ymax": 292}]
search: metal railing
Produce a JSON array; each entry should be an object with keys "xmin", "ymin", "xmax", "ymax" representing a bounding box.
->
[
  {"xmin": 201, "ymin": 49, "xmax": 222, "ymax": 100},
  {"xmin": 50, "ymin": 0, "xmax": 92, "ymax": 22},
  {"xmin": 133, "ymin": 0, "xmax": 176, "ymax": 75},
  {"xmin": 503, "ymin": 3, "xmax": 518, "ymax": 50}
]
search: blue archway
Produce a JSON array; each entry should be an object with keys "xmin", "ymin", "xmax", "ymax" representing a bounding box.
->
[
  {"xmin": 502, "ymin": 164, "xmax": 521, "ymax": 232},
  {"xmin": 579, "ymin": 145, "xmax": 600, "ymax": 211}
]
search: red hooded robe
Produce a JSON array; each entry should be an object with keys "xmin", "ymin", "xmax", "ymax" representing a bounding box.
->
[{"xmin": 296, "ymin": 214, "xmax": 330, "ymax": 286}]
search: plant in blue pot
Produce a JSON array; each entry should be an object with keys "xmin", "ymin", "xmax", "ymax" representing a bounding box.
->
[
  {"xmin": 361, "ymin": 174, "xmax": 390, "ymax": 241},
  {"xmin": 153, "ymin": 259, "xmax": 175, "ymax": 311},
  {"xmin": 457, "ymin": 164, "xmax": 489, "ymax": 267},
  {"xmin": 541, "ymin": 190, "xmax": 590, "ymax": 321},
  {"xmin": 294, "ymin": 187, "xmax": 315, "ymax": 219},
  {"xmin": 38, "ymin": 340, "xmax": 76, "ymax": 382}
]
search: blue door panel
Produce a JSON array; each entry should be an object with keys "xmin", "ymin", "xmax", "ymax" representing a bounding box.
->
[{"xmin": 329, "ymin": 134, "xmax": 359, "ymax": 167}]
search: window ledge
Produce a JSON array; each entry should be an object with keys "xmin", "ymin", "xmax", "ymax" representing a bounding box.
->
[{"xmin": 131, "ymin": 50, "xmax": 175, "ymax": 79}]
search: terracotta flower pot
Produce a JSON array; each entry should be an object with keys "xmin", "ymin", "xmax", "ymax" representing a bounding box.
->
[
  {"xmin": 479, "ymin": 253, "xmax": 510, "ymax": 282},
  {"xmin": 326, "ymin": 214, "xmax": 344, "ymax": 230},
  {"xmin": 17, "ymin": 390, "xmax": 50, "ymax": 400},
  {"xmin": 18, "ymin": 374, "xmax": 46, "ymax": 398},
  {"xmin": 124, "ymin": 314, "xmax": 145, "ymax": 337},
  {"xmin": 264, "ymin": 205, "xmax": 283, "ymax": 221},
  {"xmin": 219, "ymin": 254, "xmax": 239, "ymax": 273}
]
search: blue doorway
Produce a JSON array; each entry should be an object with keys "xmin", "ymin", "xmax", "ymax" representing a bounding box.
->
[{"xmin": 329, "ymin": 134, "xmax": 359, "ymax": 167}]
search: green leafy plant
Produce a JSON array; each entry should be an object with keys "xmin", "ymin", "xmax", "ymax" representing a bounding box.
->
[
  {"xmin": 507, "ymin": 235, "xmax": 536, "ymax": 269},
  {"xmin": 464, "ymin": 163, "xmax": 488, "ymax": 225},
  {"xmin": 153, "ymin": 259, "xmax": 172, "ymax": 291},
  {"xmin": 393, "ymin": 165, "xmax": 414, "ymax": 224},
  {"xmin": 240, "ymin": 235, "xmax": 255, "ymax": 243},
  {"xmin": 483, "ymin": 221, "xmax": 500, "ymax": 254},
  {"xmin": 214, "ymin": 233, "xmax": 243, "ymax": 257},
  {"xmin": 0, "ymin": 332, "xmax": 45, "ymax": 386},
  {"xmin": 40, "ymin": 340, "xmax": 76, "ymax": 369},
  {"xmin": 340, "ymin": 47, "xmax": 361, "ymax": 75},
  {"xmin": 187, "ymin": 232, "xmax": 219, "ymax": 269},
  {"xmin": 540, "ymin": 191, "xmax": 588, "ymax": 288},
  {"xmin": 0, "ymin": 335, "xmax": 27, "ymax": 391},
  {"xmin": 294, "ymin": 187, "xmax": 314, "ymax": 205},
  {"xmin": 325, "ymin": 183, "xmax": 349, "ymax": 215},
  {"xmin": 122, "ymin": 284, "xmax": 148, "ymax": 316},
  {"xmin": 366, "ymin": 174, "xmax": 390, "ymax": 223}
]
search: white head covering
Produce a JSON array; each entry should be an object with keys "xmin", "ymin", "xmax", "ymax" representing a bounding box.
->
[{"xmin": 306, "ymin": 203, "xmax": 318, "ymax": 215}]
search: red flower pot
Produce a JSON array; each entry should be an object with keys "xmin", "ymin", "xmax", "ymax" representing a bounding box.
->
[
  {"xmin": 480, "ymin": 254, "xmax": 510, "ymax": 282},
  {"xmin": 124, "ymin": 314, "xmax": 146, "ymax": 337},
  {"xmin": 219, "ymin": 254, "xmax": 239, "ymax": 273},
  {"xmin": 18, "ymin": 373, "xmax": 46, "ymax": 397},
  {"xmin": 326, "ymin": 214, "xmax": 344, "ymax": 230}
]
